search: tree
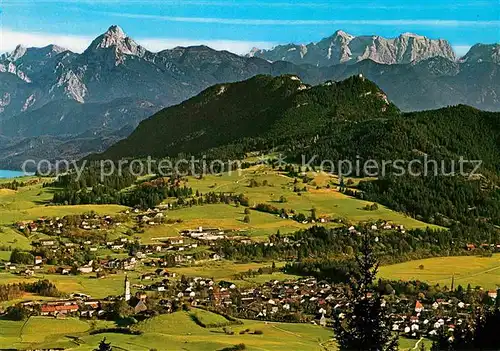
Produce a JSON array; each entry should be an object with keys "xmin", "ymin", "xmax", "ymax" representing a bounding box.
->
[
  {"xmin": 332, "ymin": 230, "xmax": 398, "ymax": 351},
  {"xmin": 474, "ymin": 307, "xmax": 500, "ymax": 350},
  {"xmin": 5, "ymin": 305, "xmax": 29, "ymax": 321},
  {"xmin": 310, "ymin": 207, "xmax": 317, "ymax": 220},
  {"xmin": 111, "ymin": 299, "xmax": 133, "ymax": 319},
  {"xmin": 10, "ymin": 249, "xmax": 34, "ymax": 264},
  {"xmin": 95, "ymin": 338, "xmax": 112, "ymax": 351}
]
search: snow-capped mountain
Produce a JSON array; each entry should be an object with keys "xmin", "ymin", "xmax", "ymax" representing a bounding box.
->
[{"xmin": 248, "ymin": 30, "xmax": 456, "ymax": 66}]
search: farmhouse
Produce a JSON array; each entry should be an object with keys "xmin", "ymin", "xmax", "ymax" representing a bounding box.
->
[{"xmin": 40, "ymin": 302, "xmax": 79, "ymax": 316}]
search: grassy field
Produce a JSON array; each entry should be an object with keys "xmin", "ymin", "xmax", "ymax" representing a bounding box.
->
[
  {"xmin": 399, "ymin": 337, "xmax": 432, "ymax": 350},
  {"xmin": 0, "ymin": 226, "xmax": 32, "ymax": 250},
  {"xmin": 0, "ymin": 270, "xmax": 142, "ymax": 299},
  {"xmin": 0, "ymin": 166, "xmax": 435, "ymax": 243},
  {"xmin": 0, "ymin": 168, "xmax": 444, "ymax": 350},
  {"xmin": 0, "ymin": 175, "xmax": 38, "ymax": 184},
  {"xmin": 0, "ymin": 311, "xmax": 429, "ymax": 350},
  {"xmin": 0, "ymin": 316, "xmax": 114, "ymax": 349},
  {"xmin": 168, "ymin": 166, "xmax": 438, "ymax": 239},
  {"xmin": 189, "ymin": 308, "xmax": 230, "ymax": 325},
  {"xmin": 0, "ymin": 181, "xmax": 127, "ymax": 225},
  {"xmin": 379, "ymin": 255, "xmax": 500, "ymax": 290}
]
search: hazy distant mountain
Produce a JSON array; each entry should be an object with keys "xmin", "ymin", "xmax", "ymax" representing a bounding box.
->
[
  {"xmin": 248, "ymin": 30, "xmax": 456, "ymax": 66},
  {"xmin": 460, "ymin": 44, "xmax": 500, "ymax": 64},
  {"xmin": 320, "ymin": 57, "xmax": 500, "ymax": 112}
]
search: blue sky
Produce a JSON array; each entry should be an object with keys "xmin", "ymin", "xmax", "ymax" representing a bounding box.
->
[{"xmin": 0, "ymin": 0, "xmax": 499, "ymax": 56}]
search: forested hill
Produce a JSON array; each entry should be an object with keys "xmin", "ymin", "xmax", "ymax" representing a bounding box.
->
[
  {"xmin": 290, "ymin": 104, "xmax": 500, "ymax": 171},
  {"xmin": 92, "ymin": 75, "xmax": 500, "ymax": 228},
  {"xmin": 98, "ymin": 74, "xmax": 500, "ymax": 172},
  {"xmin": 98, "ymin": 74, "xmax": 399, "ymax": 159}
]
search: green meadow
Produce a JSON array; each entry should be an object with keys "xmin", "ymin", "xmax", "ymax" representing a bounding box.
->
[
  {"xmin": 0, "ymin": 181, "xmax": 127, "ymax": 225},
  {"xmin": 172, "ymin": 165, "xmax": 438, "ymax": 240},
  {"xmin": 0, "ymin": 168, "xmax": 444, "ymax": 351},
  {"xmin": 0, "ymin": 311, "xmax": 431, "ymax": 350},
  {"xmin": 0, "ymin": 270, "xmax": 141, "ymax": 299},
  {"xmin": 0, "ymin": 312, "xmax": 334, "ymax": 351},
  {"xmin": 0, "ymin": 167, "xmax": 436, "ymax": 246},
  {"xmin": 379, "ymin": 254, "xmax": 500, "ymax": 290}
]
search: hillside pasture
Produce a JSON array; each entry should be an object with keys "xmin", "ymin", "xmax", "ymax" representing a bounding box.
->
[
  {"xmin": 379, "ymin": 255, "xmax": 500, "ymax": 290},
  {"xmin": 181, "ymin": 166, "xmax": 438, "ymax": 236},
  {"xmin": 0, "ymin": 311, "xmax": 334, "ymax": 351},
  {"xmin": 0, "ymin": 270, "xmax": 141, "ymax": 299}
]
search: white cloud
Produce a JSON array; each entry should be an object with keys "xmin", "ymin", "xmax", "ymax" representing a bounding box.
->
[
  {"xmin": 0, "ymin": 29, "xmax": 94, "ymax": 53},
  {"xmin": 96, "ymin": 12, "xmax": 500, "ymax": 27},
  {"xmin": 2, "ymin": 0, "xmax": 495, "ymax": 9},
  {"xmin": 453, "ymin": 45, "xmax": 472, "ymax": 57},
  {"xmin": 0, "ymin": 29, "xmax": 274, "ymax": 55}
]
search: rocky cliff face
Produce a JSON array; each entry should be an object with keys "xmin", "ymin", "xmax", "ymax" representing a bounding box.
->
[{"xmin": 248, "ymin": 31, "xmax": 456, "ymax": 66}]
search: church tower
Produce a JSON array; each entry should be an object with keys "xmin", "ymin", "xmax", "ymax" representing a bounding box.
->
[{"xmin": 124, "ymin": 274, "xmax": 131, "ymax": 301}]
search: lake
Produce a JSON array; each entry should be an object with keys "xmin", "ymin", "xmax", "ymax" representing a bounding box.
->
[{"xmin": 0, "ymin": 169, "xmax": 30, "ymax": 179}]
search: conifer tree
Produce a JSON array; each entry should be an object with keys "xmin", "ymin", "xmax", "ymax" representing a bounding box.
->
[
  {"xmin": 95, "ymin": 338, "xmax": 112, "ymax": 351},
  {"xmin": 332, "ymin": 229, "xmax": 398, "ymax": 351}
]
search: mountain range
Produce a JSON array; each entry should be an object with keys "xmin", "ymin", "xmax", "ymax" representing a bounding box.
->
[
  {"xmin": 0, "ymin": 25, "xmax": 499, "ymax": 169},
  {"xmin": 248, "ymin": 30, "xmax": 457, "ymax": 66}
]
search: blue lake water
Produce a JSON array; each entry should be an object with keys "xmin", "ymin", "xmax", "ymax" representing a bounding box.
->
[{"xmin": 0, "ymin": 170, "xmax": 30, "ymax": 179}]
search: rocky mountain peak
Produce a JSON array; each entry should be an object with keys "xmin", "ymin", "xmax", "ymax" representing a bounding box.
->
[
  {"xmin": 44, "ymin": 44, "xmax": 67, "ymax": 55},
  {"xmin": 84, "ymin": 25, "xmax": 146, "ymax": 60},
  {"xmin": 249, "ymin": 30, "xmax": 457, "ymax": 66},
  {"xmin": 331, "ymin": 30, "xmax": 354, "ymax": 40},
  {"xmin": 3, "ymin": 44, "xmax": 67, "ymax": 62},
  {"xmin": 8, "ymin": 45, "xmax": 28, "ymax": 61}
]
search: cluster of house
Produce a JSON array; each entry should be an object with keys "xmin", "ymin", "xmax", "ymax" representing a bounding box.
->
[
  {"xmin": 278, "ymin": 211, "xmax": 332, "ymax": 225},
  {"xmin": 13, "ymin": 295, "xmax": 110, "ymax": 318},
  {"xmin": 125, "ymin": 274, "xmax": 487, "ymax": 339},
  {"xmin": 10, "ymin": 278, "xmax": 150, "ymax": 318},
  {"xmin": 465, "ymin": 243, "xmax": 500, "ymax": 251},
  {"xmin": 181, "ymin": 227, "xmax": 227, "ymax": 241},
  {"xmin": 13, "ymin": 207, "xmax": 175, "ymax": 238},
  {"xmin": 347, "ymin": 223, "xmax": 406, "ymax": 235},
  {"xmin": 16, "ymin": 297, "xmax": 122, "ymax": 318},
  {"xmin": 136, "ymin": 212, "xmax": 165, "ymax": 226},
  {"xmin": 180, "ymin": 227, "xmax": 254, "ymax": 246},
  {"xmin": 15, "ymin": 214, "xmax": 124, "ymax": 234},
  {"xmin": 388, "ymin": 298, "xmax": 476, "ymax": 338},
  {"xmin": 2, "ymin": 256, "xmax": 43, "ymax": 276}
]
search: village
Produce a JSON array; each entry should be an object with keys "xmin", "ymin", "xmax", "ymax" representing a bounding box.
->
[
  {"xmin": 6, "ymin": 270, "xmax": 496, "ymax": 344},
  {"xmin": 2, "ymin": 208, "xmax": 500, "ymax": 348}
]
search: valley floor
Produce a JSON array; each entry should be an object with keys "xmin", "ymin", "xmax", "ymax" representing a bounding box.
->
[{"xmin": 0, "ymin": 166, "xmax": 474, "ymax": 351}]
